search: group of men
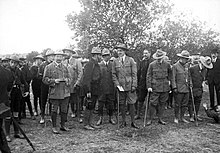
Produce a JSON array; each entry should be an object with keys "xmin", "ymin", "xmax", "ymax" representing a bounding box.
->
[{"xmin": 0, "ymin": 44, "xmax": 220, "ymax": 142}]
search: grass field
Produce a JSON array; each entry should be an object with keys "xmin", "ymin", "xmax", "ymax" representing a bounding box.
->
[{"xmin": 8, "ymin": 91, "xmax": 220, "ymax": 153}]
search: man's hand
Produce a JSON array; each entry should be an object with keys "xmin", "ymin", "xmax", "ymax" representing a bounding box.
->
[
  {"xmin": 87, "ymin": 92, "xmax": 91, "ymax": 98},
  {"xmin": 148, "ymin": 88, "xmax": 152, "ymax": 92},
  {"xmin": 131, "ymin": 86, "xmax": 136, "ymax": 93},
  {"xmin": 23, "ymin": 92, "xmax": 29, "ymax": 97},
  {"xmin": 55, "ymin": 79, "xmax": 61, "ymax": 84}
]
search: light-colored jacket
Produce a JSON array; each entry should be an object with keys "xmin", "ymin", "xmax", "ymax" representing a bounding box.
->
[
  {"xmin": 147, "ymin": 60, "xmax": 171, "ymax": 92},
  {"xmin": 112, "ymin": 56, "xmax": 137, "ymax": 91},
  {"xmin": 43, "ymin": 62, "xmax": 70, "ymax": 99},
  {"xmin": 68, "ymin": 58, "xmax": 83, "ymax": 93},
  {"xmin": 172, "ymin": 61, "xmax": 192, "ymax": 93}
]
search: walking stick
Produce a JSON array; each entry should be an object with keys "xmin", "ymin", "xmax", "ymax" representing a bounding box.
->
[
  {"xmin": 117, "ymin": 89, "xmax": 120, "ymax": 129},
  {"xmin": 144, "ymin": 92, "xmax": 150, "ymax": 127},
  {"xmin": 190, "ymin": 87, "xmax": 198, "ymax": 126},
  {"xmin": 11, "ymin": 116, "xmax": 36, "ymax": 151}
]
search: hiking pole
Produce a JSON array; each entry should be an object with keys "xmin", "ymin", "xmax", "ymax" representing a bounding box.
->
[
  {"xmin": 144, "ymin": 92, "xmax": 150, "ymax": 127},
  {"xmin": 11, "ymin": 115, "xmax": 36, "ymax": 151},
  {"xmin": 190, "ymin": 87, "xmax": 198, "ymax": 126}
]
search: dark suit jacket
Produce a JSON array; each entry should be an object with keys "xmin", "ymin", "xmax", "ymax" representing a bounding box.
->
[
  {"xmin": 137, "ymin": 58, "xmax": 151, "ymax": 90},
  {"xmin": 207, "ymin": 58, "xmax": 220, "ymax": 84},
  {"xmin": 189, "ymin": 64, "xmax": 206, "ymax": 97}
]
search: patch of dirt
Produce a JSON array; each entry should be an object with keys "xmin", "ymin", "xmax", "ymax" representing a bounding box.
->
[{"xmin": 7, "ymin": 91, "xmax": 220, "ymax": 153}]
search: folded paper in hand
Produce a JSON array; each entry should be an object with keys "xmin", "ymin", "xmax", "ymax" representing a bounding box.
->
[{"xmin": 117, "ymin": 86, "xmax": 124, "ymax": 92}]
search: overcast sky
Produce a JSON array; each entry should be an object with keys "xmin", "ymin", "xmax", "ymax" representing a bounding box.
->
[{"xmin": 0, "ymin": 0, "xmax": 220, "ymax": 54}]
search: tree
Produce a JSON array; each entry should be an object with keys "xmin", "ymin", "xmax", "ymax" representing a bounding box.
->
[{"xmin": 66, "ymin": 0, "xmax": 172, "ymax": 59}]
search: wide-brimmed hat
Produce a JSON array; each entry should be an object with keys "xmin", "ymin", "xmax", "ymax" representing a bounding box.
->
[
  {"xmin": 62, "ymin": 48, "xmax": 76, "ymax": 54},
  {"xmin": 102, "ymin": 48, "xmax": 111, "ymax": 56},
  {"xmin": 200, "ymin": 56, "xmax": 213, "ymax": 69},
  {"xmin": 152, "ymin": 49, "xmax": 167, "ymax": 59},
  {"xmin": 177, "ymin": 50, "xmax": 191, "ymax": 59},
  {"xmin": 9, "ymin": 56, "xmax": 20, "ymax": 63},
  {"xmin": 45, "ymin": 49, "xmax": 55, "ymax": 57},
  {"xmin": 91, "ymin": 47, "xmax": 101, "ymax": 54},
  {"xmin": 19, "ymin": 57, "xmax": 26, "ymax": 61},
  {"xmin": 115, "ymin": 43, "xmax": 128, "ymax": 51},
  {"xmin": 2, "ymin": 57, "xmax": 10, "ymax": 62},
  {"xmin": 54, "ymin": 50, "xmax": 66, "ymax": 56},
  {"xmin": 33, "ymin": 55, "xmax": 45, "ymax": 61}
]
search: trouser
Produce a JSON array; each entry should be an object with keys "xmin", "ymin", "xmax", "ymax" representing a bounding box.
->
[
  {"xmin": 174, "ymin": 92, "xmax": 189, "ymax": 119},
  {"xmin": 0, "ymin": 119, "xmax": 11, "ymax": 153},
  {"xmin": 167, "ymin": 91, "xmax": 173, "ymax": 107},
  {"xmin": 20, "ymin": 95, "xmax": 34, "ymax": 117},
  {"xmin": 148, "ymin": 92, "xmax": 168, "ymax": 120},
  {"xmin": 50, "ymin": 97, "xmax": 69, "ymax": 128},
  {"xmin": 205, "ymin": 109, "xmax": 220, "ymax": 123},
  {"xmin": 40, "ymin": 83, "xmax": 49, "ymax": 118},
  {"xmin": 33, "ymin": 94, "xmax": 41, "ymax": 114},
  {"xmin": 118, "ymin": 91, "xmax": 136, "ymax": 123},
  {"xmin": 136, "ymin": 88, "xmax": 148, "ymax": 116},
  {"xmin": 4, "ymin": 117, "xmax": 20, "ymax": 137},
  {"xmin": 83, "ymin": 95, "xmax": 98, "ymax": 126},
  {"xmin": 98, "ymin": 94, "xmax": 114, "ymax": 117},
  {"xmin": 208, "ymin": 81, "xmax": 220, "ymax": 109},
  {"xmin": 69, "ymin": 92, "xmax": 81, "ymax": 116},
  {"xmin": 188, "ymin": 91, "xmax": 202, "ymax": 117}
]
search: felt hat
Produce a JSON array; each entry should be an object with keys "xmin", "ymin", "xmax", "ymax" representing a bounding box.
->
[
  {"xmin": 33, "ymin": 55, "xmax": 45, "ymax": 61},
  {"xmin": 102, "ymin": 48, "xmax": 111, "ymax": 56},
  {"xmin": 200, "ymin": 56, "xmax": 213, "ymax": 69},
  {"xmin": 115, "ymin": 43, "xmax": 128, "ymax": 51},
  {"xmin": 91, "ymin": 47, "xmax": 101, "ymax": 54},
  {"xmin": 177, "ymin": 50, "xmax": 191, "ymax": 59},
  {"xmin": 45, "ymin": 49, "xmax": 55, "ymax": 57},
  {"xmin": 152, "ymin": 49, "xmax": 167, "ymax": 59},
  {"xmin": 62, "ymin": 48, "xmax": 76, "ymax": 54},
  {"xmin": 9, "ymin": 56, "xmax": 20, "ymax": 63},
  {"xmin": 54, "ymin": 50, "xmax": 66, "ymax": 56}
]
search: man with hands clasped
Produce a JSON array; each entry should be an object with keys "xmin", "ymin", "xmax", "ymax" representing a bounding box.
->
[
  {"xmin": 43, "ymin": 50, "xmax": 70, "ymax": 134},
  {"xmin": 146, "ymin": 49, "xmax": 172, "ymax": 126}
]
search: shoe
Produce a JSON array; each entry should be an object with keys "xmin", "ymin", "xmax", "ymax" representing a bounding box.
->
[
  {"xmin": 6, "ymin": 135, "xmax": 11, "ymax": 142},
  {"xmin": 60, "ymin": 126, "xmax": 70, "ymax": 131},
  {"xmin": 79, "ymin": 118, "xmax": 83, "ymax": 123},
  {"xmin": 134, "ymin": 115, "xmax": 141, "ymax": 120},
  {"xmin": 203, "ymin": 103, "xmax": 208, "ymax": 110},
  {"xmin": 34, "ymin": 112, "xmax": 38, "ymax": 116},
  {"xmin": 90, "ymin": 124, "xmax": 101, "ymax": 129},
  {"xmin": 165, "ymin": 106, "xmax": 168, "ymax": 110},
  {"xmin": 158, "ymin": 120, "xmax": 167, "ymax": 125},
  {"xmin": 71, "ymin": 113, "xmax": 76, "ymax": 118},
  {"xmin": 40, "ymin": 118, "xmax": 45, "ymax": 124},
  {"xmin": 119, "ymin": 122, "xmax": 127, "ymax": 128},
  {"xmin": 174, "ymin": 118, "xmax": 179, "ymax": 124},
  {"xmin": 109, "ymin": 118, "xmax": 116, "ymax": 125},
  {"xmin": 84, "ymin": 125, "xmax": 95, "ymax": 130},
  {"xmin": 196, "ymin": 116, "xmax": 203, "ymax": 121},
  {"xmin": 189, "ymin": 117, "xmax": 195, "ymax": 122},
  {"xmin": 131, "ymin": 122, "xmax": 139, "ymax": 129},
  {"xmin": 96, "ymin": 117, "xmax": 103, "ymax": 126},
  {"xmin": 181, "ymin": 118, "xmax": 189, "ymax": 123},
  {"xmin": 146, "ymin": 120, "xmax": 152, "ymax": 126},
  {"xmin": 52, "ymin": 127, "xmax": 60, "ymax": 134},
  {"xmin": 31, "ymin": 116, "xmax": 36, "ymax": 120},
  {"xmin": 167, "ymin": 106, "xmax": 172, "ymax": 109},
  {"xmin": 14, "ymin": 134, "xmax": 24, "ymax": 139}
]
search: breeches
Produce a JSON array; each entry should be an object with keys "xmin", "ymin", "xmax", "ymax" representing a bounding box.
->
[
  {"xmin": 50, "ymin": 97, "xmax": 69, "ymax": 114},
  {"xmin": 10, "ymin": 87, "xmax": 22, "ymax": 113},
  {"xmin": 98, "ymin": 94, "xmax": 114, "ymax": 116}
]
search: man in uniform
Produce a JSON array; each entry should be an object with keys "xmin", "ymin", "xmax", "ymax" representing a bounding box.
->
[
  {"xmin": 172, "ymin": 50, "xmax": 192, "ymax": 124},
  {"xmin": 135, "ymin": 49, "xmax": 152, "ymax": 120},
  {"xmin": 39, "ymin": 49, "xmax": 55, "ymax": 124},
  {"xmin": 19, "ymin": 57, "xmax": 34, "ymax": 120},
  {"xmin": 5, "ymin": 56, "xmax": 28, "ymax": 141},
  {"xmin": 63, "ymin": 49, "xmax": 83, "ymax": 121},
  {"xmin": 43, "ymin": 50, "xmax": 70, "ymax": 134},
  {"xmin": 112, "ymin": 43, "xmax": 139, "ymax": 129},
  {"xmin": 188, "ymin": 56, "xmax": 213, "ymax": 122},
  {"xmin": 82, "ymin": 47, "xmax": 102, "ymax": 130},
  {"xmin": 30, "ymin": 55, "xmax": 45, "ymax": 116},
  {"xmin": 146, "ymin": 49, "xmax": 172, "ymax": 125},
  {"xmin": 96, "ymin": 48, "xmax": 116, "ymax": 126}
]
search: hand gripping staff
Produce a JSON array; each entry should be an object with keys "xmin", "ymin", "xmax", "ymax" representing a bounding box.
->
[
  {"xmin": 190, "ymin": 87, "xmax": 198, "ymax": 126},
  {"xmin": 144, "ymin": 92, "xmax": 151, "ymax": 127}
]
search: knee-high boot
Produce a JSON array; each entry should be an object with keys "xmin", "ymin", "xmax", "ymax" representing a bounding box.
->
[
  {"xmin": 4, "ymin": 119, "xmax": 11, "ymax": 136},
  {"xmin": 13, "ymin": 117, "xmax": 19, "ymax": 135},
  {"xmin": 51, "ymin": 112, "xmax": 57, "ymax": 127}
]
